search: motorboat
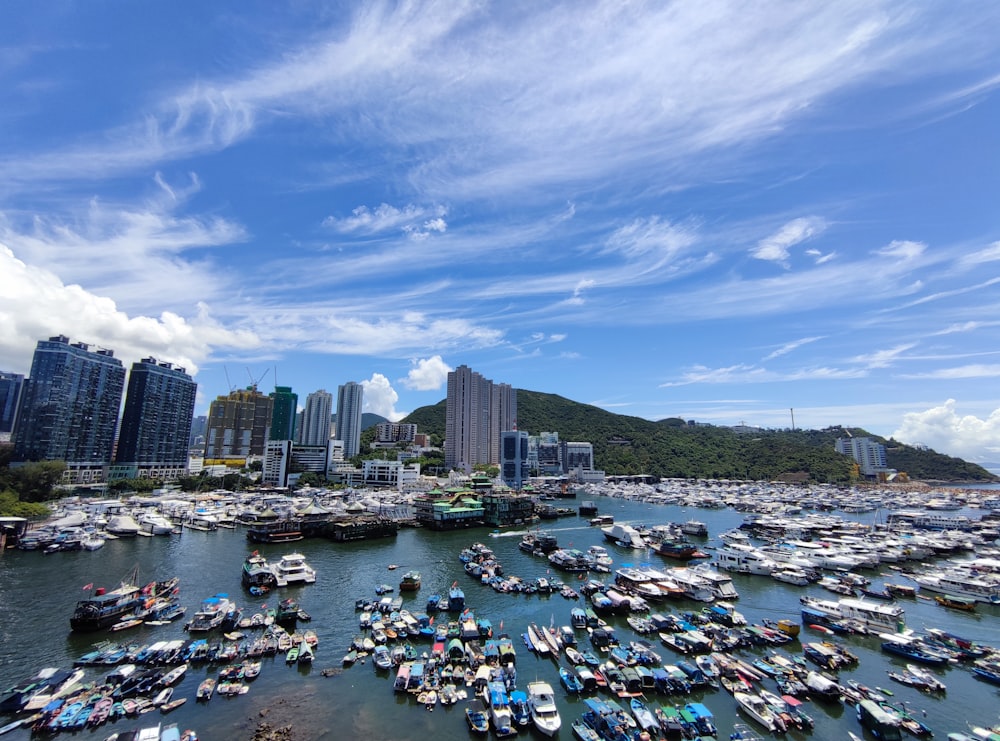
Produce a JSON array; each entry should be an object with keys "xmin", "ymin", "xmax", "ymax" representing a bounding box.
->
[
  {"xmin": 527, "ymin": 680, "xmax": 561, "ymax": 736},
  {"xmin": 270, "ymin": 553, "xmax": 317, "ymax": 587}
]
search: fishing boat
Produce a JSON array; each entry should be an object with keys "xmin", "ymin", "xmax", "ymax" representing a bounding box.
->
[
  {"xmin": 399, "ymin": 571, "xmax": 421, "ymax": 591},
  {"xmin": 196, "ymin": 678, "xmax": 215, "ymax": 701},
  {"xmin": 241, "ymin": 552, "xmax": 277, "ymax": 591},
  {"xmin": 70, "ymin": 566, "xmax": 144, "ymax": 632}
]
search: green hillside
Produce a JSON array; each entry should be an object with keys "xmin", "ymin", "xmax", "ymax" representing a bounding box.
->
[{"xmin": 398, "ymin": 390, "xmax": 997, "ymax": 483}]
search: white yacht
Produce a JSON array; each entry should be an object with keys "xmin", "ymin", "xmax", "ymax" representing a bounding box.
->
[
  {"xmin": 689, "ymin": 562, "xmax": 740, "ymax": 599},
  {"xmin": 601, "ymin": 523, "xmax": 647, "ymax": 549},
  {"xmin": 667, "ymin": 567, "xmax": 715, "ymax": 602},
  {"xmin": 799, "ymin": 595, "xmax": 906, "ymax": 634},
  {"xmin": 912, "ymin": 570, "xmax": 1000, "ymax": 604},
  {"xmin": 526, "ymin": 680, "xmax": 561, "ymax": 736},
  {"xmin": 715, "ymin": 544, "xmax": 777, "ymax": 576},
  {"xmin": 271, "ymin": 553, "xmax": 317, "ymax": 587},
  {"xmin": 138, "ymin": 512, "xmax": 174, "ymax": 535}
]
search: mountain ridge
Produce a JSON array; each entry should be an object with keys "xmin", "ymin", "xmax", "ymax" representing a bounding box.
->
[{"xmin": 400, "ymin": 390, "xmax": 997, "ymax": 483}]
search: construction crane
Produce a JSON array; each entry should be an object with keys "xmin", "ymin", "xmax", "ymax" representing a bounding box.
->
[{"xmin": 246, "ymin": 367, "xmax": 270, "ymax": 391}]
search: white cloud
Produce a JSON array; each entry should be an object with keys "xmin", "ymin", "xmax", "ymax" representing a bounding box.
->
[
  {"xmin": 901, "ymin": 364, "xmax": 1000, "ymax": 380},
  {"xmin": 361, "ymin": 372, "xmax": 404, "ymax": 422},
  {"xmin": 892, "ymin": 399, "xmax": 1000, "ymax": 463},
  {"xmin": 0, "ymin": 244, "xmax": 260, "ymax": 375},
  {"xmin": 959, "ymin": 241, "xmax": 1000, "ymax": 266},
  {"xmin": 661, "ymin": 362, "xmax": 867, "ymax": 387},
  {"xmin": 849, "ymin": 343, "xmax": 916, "ymax": 369},
  {"xmin": 604, "ymin": 217, "xmax": 699, "ymax": 262},
  {"xmin": 323, "ymin": 203, "xmax": 447, "ymax": 236},
  {"xmin": 763, "ymin": 336, "xmax": 824, "ymax": 361},
  {"xmin": 403, "ymin": 355, "xmax": 451, "ymax": 391},
  {"xmin": 876, "ymin": 239, "xmax": 926, "ymax": 261},
  {"xmin": 752, "ymin": 216, "xmax": 826, "ymax": 263}
]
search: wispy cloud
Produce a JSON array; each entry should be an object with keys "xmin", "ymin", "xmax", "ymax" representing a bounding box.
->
[
  {"xmin": 752, "ymin": 216, "xmax": 827, "ymax": 264},
  {"xmin": 763, "ymin": 336, "xmax": 825, "ymax": 361}
]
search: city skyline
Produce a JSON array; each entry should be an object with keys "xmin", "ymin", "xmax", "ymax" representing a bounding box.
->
[{"xmin": 1, "ymin": 4, "xmax": 999, "ymax": 469}]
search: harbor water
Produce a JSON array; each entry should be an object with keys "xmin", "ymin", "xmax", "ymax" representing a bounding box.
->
[{"xmin": 2, "ymin": 493, "xmax": 1000, "ymax": 740}]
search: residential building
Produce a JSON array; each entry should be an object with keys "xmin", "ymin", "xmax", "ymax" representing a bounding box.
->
[
  {"xmin": 113, "ymin": 357, "xmax": 197, "ymax": 481},
  {"xmin": 335, "ymin": 381, "xmax": 364, "ymax": 459},
  {"xmin": 189, "ymin": 415, "xmax": 207, "ymax": 447},
  {"xmin": 501, "ymin": 430, "xmax": 530, "ymax": 489},
  {"xmin": 0, "ymin": 371, "xmax": 24, "ymax": 436},
  {"xmin": 444, "ymin": 364, "xmax": 516, "ymax": 472},
  {"xmin": 204, "ymin": 386, "xmax": 274, "ymax": 464},
  {"xmin": 375, "ymin": 422, "xmax": 417, "ymax": 444},
  {"xmin": 300, "ymin": 389, "xmax": 333, "ymax": 446},
  {"xmin": 835, "ymin": 436, "xmax": 891, "ymax": 478},
  {"xmin": 269, "ymin": 385, "xmax": 298, "ymax": 441},
  {"xmin": 12, "ymin": 335, "xmax": 125, "ymax": 483}
]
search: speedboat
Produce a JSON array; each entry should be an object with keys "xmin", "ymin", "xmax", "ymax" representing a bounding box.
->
[{"xmin": 527, "ymin": 680, "xmax": 562, "ymax": 736}]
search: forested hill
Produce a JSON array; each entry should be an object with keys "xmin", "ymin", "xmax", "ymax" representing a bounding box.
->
[{"xmin": 399, "ymin": 390, "xmax": 997, "ymax": 483}]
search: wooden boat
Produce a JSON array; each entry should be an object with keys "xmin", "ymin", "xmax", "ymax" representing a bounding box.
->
[
  {"xmin": 196, "ymin": 678, "xmax": 215, "ymax": 701},
  {"xmin": 160, "ymin": 698, "xmax": 186, "ymax": 713},
  {"xmin": 465, "ymin": 704, "xmax": 490, "ymax": 733},
  {"xmin": 935, "ymin": 594, "xmax": 976, "ymax": 611}
]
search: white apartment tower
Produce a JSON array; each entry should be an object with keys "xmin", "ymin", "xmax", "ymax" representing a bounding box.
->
[
  {"xmin": 336, "ymin": 381, "xmax": 364, "ymax": 459},
  {"xmin": 301, "ymin": 389, "xmax": 333, "ymax": 446},
  {"xmin": 445, "ymin": 364, "xmax": 516, "ymax": 472}
]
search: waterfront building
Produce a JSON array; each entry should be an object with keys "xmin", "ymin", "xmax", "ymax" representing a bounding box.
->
[
  {"xmin": 300, "ymin": 389, "xmax": 333, "ymax": 446},
  {"xmin": 263, "ymin": 439, "xmax": 293, "ymax": 486},
  {"xmin": 290, "ymin": 443, "xmax": 333, "ymax": 477},
  {"xmin": 12, "ymin": 335, "xmax": 125, "ymax": 483},
  {"xmin": 563, "ymin": 441, "xmax": 594, "ymax": 472},
  {"xmin": 481, "ymin": 489, "xmax": 536, "ymax": 527},
  {"xmin": 336, "ymin": 381, "xmax": 364, "ymax": 459},
  {"xmin": 501, "ymin": 430, "xmax": 530, "ymax": 489},
  {"xmin": 0, "ymin": 370, "xmax": 24, "ymax": 435},
  {"xmin": 112, "ymin": 357, "xmax": 196, "ymax": 481},
  {"xmin": 269, "ymin": 385, "xmax": 298, "ymax": 441},
  {"xmin": 204, "ymin": 386, "xmax": 274, "ymax": 464},
  {"xmin": 444, "ymin": 364, "xmax": 516, "ymax": 472},
  {"xmin": 412, "ymin": 487, "xmax": 485, "ymax": 529}
]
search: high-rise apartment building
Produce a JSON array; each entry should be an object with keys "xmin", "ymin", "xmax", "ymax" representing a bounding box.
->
[
  {"xmin": 114, "ymin": 357, "xmax": 197, "ymax": 480},
  {"xmin": 204, "ymin": 386, "xmax": 274, "ymax": 463},
  {"xmin": 12, "ymin": 335, "xmax": 125, "ymax": 483},
  {"xmin": 335, "ymin": 382, "xmax": 364, "ymax": 459},
  {"xmin": 445, "ymin": 364, "xmax": 516, "ymax": 472},
  {"xmin": 0, "ymin": 371, "xmax": 24, "ymax": 435},
  {"xmin": 300, "ymin": 389, "xmax": 333, "ymax": 446},
  {"xmin": 269, "ymin": 386, "xmax": 298, "ymax": 441}
]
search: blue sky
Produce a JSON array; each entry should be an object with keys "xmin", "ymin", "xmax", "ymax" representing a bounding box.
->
[{"xmin": 2, "ymin": 2, "xmax": 1000, "ymax": 469}]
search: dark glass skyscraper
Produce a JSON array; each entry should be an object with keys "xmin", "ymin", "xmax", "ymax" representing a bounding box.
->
[
  {"xmin": 0, "ymin": 371, "xmax": 23, "ymax": 434},
  {"xmin": 269, "ymin": 385, "xmax": 298, "ymax": 441},
  {"xmin": 114, "ymin": 357, "xmax": 197, "ymax": 479},
  {"xmin": 12, "ymin": 335, "xmax": 125, "ymax": 482}
]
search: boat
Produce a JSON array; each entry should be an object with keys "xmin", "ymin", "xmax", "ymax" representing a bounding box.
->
[
  {"xmin": 935, "ymin": 594, "xmax": 977, "ymax": 611},
  {"xmin": 628, "ymin": 697, "xmax": 658, "ymax": 732},
  {"xmin": 527, "ymin": 680, "xmax": 561, "ymax": 736},
  {"xmin": 734, "ymin": 690, "xmax": 784, "ymax": 732},
  {"xmin": 241, "ymin": 552, "xmax": 277, "ymax": 590},
  {"xmin": 601, "ymin": 522, "xmax": 647, "ymax": 549},
  {"xmin": 70, "ymin": 566, "xmax": 144, "ymax": 631},
  {"xmin": 196, "ymin": 678, "xmax": 215, "ymax": 701},
  {"xmin": 399, "ymin": 571, "xmax": 421, "ymax": 591},
  {"xmin": 270, "ymin": 553, "xmax": 316, "ymax": 587},
  {"xmin": 466, "ymin": 704, "xmax": 490, "ymax": 734},
  {"xmin": 799, "ymin": 595, "xmax": 906, "ymax": 634},
  {"xmin": 483, "ymin": 680, "xmax": 515, "ymax": 737},
  {"xmin": 520, "ymin": 531, "xmax": 559, "ymax": 554},
  {"xmin": 185, "ymin": 594, "xmax": 233, "ymax": 632},
  {"xmin": 879, "ymin": 633, "xmax": 951, "ymax": 666}
]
